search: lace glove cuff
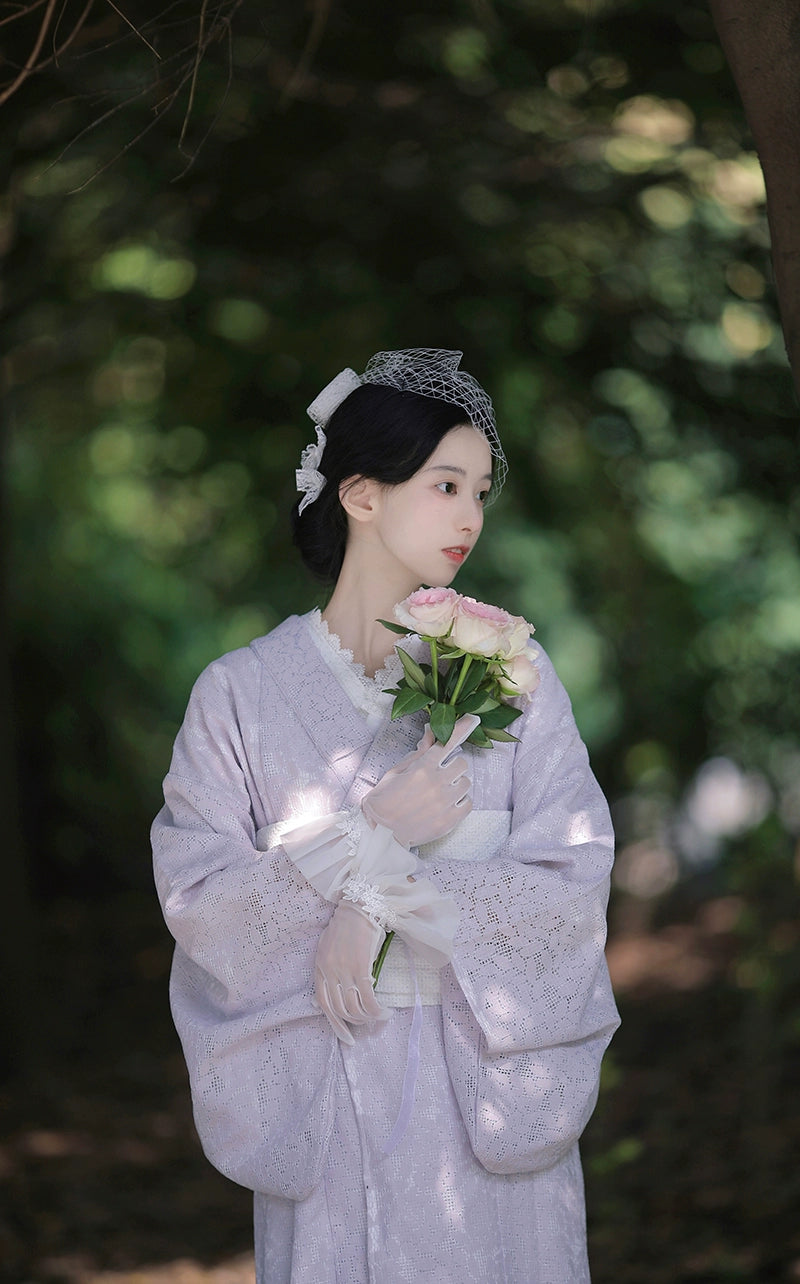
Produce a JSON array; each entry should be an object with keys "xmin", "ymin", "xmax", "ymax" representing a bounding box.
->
[{"xmin": 257, "ymin": 810, "xmax": 460, "ymax": 968}]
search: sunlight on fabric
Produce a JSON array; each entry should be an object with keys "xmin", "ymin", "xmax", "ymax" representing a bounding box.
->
[{"xmin": 436, "ymin": 1160, "xmax": 466, "ymax": 1225}]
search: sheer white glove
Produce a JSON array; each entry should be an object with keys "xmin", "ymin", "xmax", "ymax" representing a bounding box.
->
[
  {"xmin": 361, "ymin": 713, "xmax": 479, "ymax": 848},
  {"xmin": 314, "ymin": 901, "xmax": 390, "ymax": 1045}
]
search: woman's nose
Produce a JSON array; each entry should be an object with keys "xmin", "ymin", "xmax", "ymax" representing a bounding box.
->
[{"xmin": 460, "ymin": 499, "xmax": 483, "ymax": 532}]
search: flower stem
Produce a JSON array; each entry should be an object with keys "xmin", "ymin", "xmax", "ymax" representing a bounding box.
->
[
  {"xmin": 430, "ymin": 638, "xmax": 439, "ymax": 700},
  {"xmin": 372, "ymin": 930, "xmax": 394, "ymax": 985},
  {"xmin": 449, "ymin": 653, "xmax": 473, "ymax": 706}
]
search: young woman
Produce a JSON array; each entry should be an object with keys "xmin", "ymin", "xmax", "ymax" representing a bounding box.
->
[{"xmin": 152, "ymin": 349, "xmax": 619, "ymax": 1284}]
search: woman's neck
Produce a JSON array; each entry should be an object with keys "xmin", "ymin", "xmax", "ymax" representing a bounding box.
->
[{"xmin": 322, "ymin": 553, "xmax": 420, "ymax": 678}]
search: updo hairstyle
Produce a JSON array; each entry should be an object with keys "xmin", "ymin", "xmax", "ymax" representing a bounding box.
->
[{"xmin": 291, "ymin": 383, "xmax": 476, "ymax": 583}]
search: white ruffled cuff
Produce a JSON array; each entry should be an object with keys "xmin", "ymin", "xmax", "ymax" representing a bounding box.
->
[{"xmin": 266, "ymin": 809, "xmax": 460, "ymax": 969}]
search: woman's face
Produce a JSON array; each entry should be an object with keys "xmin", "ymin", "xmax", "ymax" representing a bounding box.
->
[{"xmin": 369, "ymin": 424, "xmax": 493, "ymax": 589}]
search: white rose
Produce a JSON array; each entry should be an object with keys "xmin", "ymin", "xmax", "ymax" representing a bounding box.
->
[
  {"xmin": 449, "ymin": 596, "xmax": 513, "ymax": 657},
  {"xmin": 394, "ymin": 587, "xmax": 460, "ymax": 637},
  {"xmin": 498, "ymin": 615, "xmax": 534, "ymax": 660},
  {"xmin": 493, "ymin": 649, "xmax": 541, "ymax": 697}
]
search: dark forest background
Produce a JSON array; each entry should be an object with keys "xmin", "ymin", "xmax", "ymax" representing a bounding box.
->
[{"xmin": 1, "ymin": 0, "xmax": 799, "ymax": 1280}]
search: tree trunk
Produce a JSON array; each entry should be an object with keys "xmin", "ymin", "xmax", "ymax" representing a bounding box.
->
[{"xmin": 711, "ymin": 0, "xmax": 800, "ymax": 398}]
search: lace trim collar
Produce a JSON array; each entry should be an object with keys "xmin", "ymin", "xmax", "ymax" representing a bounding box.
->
[{"xmin": 305, "ymin": 608, "xmax": 405, "ymax": 720}]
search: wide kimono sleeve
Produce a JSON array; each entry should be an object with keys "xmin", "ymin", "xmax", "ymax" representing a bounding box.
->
[
  {"xmin": 151, "ymin": 657, "xmax": 340, "ymax": 1200},
  {"xmin": 428, "ymin": 647, "xmax": 620, "ymax": 1175}
]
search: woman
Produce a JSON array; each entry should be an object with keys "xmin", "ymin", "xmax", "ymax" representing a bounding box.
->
[{"xmin": 152, "ymin": 348, "xmax": 619, "ymax": 1283}]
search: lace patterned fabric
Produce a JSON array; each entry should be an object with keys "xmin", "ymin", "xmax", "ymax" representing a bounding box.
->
[{"xmin": 152, "ymin": 611, "xmax": 619, "ymax": 1283}]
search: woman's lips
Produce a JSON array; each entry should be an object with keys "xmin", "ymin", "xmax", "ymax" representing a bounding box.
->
[{"xmin": 443, "ymin": 546, "xmax": 468, "ymax": 563}]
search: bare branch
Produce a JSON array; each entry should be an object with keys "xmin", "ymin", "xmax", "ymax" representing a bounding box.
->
[
  {"xmin": 178, "ymin": 0, "xmax": 211, "ymax": 148},
  {"xmin": 0, "ymin": 0, "xmax": 48, "ymax": 34},
  {"xmin": 0, "ymin": 0, "xmax": 58, "ymax": 105},
  {"xmin": 174, "ymin": 4, "xmax": 237, "ymax": 178},
  {"xmin": 102, "ymin": 0, "xmax": 161, "ymax": 59}
]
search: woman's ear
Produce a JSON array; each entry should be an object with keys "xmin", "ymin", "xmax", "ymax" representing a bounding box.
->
[{"xmin": 339, "ymin": 475, "xmax": 381, "ymax": 524}]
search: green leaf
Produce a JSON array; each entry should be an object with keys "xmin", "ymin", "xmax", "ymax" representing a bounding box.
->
[
  {"xmin": 442, "ymin": 660, "xmax": 460, "ymax": 702},
  {"xmin": 382, "ymin": 686, "xmax": 403, "ymax": 697},
  {"xmin": 390, "ymin": 688, "xmax": 433, "ymax": 719},
  {"xmin": 457, "ymin": 659, "xmax": 489, "ymax": 698},
  {"xmin": 466, "ymin": 727, "xmax": 493, "ymax": 748},
  {"xmin": 457, "ymin": 691, "xmax": 499, "ymax": 715},
  {"xmin": 377, "ymin": 618, "xmax": 411, "ymax": 636},
  {"xmin": 397, "ymin": 647, "xmax": 428, "ymax": 692},
  {"xmin": 479, "ymin": 703, "xmax": 523, "ymax": 729},
  {"xmin": 430, "ymin": 701, "xmax": 457, "ymax": 743},
  {"xmin": 484, "ymin": 726, "xmax": 520, "ymax": 743}
]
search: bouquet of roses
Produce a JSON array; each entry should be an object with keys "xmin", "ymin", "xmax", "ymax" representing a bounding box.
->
[
  {"xmin": 371, "ymin": 588, "xmax": 539, "ymax": 984},
  {"xmin": 379, "ymin": 587, "xmax": 539, "ymax": 749}
]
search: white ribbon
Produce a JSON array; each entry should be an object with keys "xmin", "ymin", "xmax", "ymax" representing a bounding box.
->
[
  {"xmin": 295, "ymin": 368, "xmax": 363, "ymax": 514},
  {"xmin": 296, "ymin": 426, "xmax": 327, "ymax": 514},
  {"xmin": 306, "ymin": 367, "xmax": 362, "ymax": 428}
]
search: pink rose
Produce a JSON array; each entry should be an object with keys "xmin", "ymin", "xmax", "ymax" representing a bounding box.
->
[
  {"xmin": 493, "ymin": 649, "xmax": 541, "ymax": 697},
  {"xmin": 449, "ymin": 596, "xmax": 513, "ymax": 657},
  {"xmin": 394, "ymin": 586, "xmax": 460, "ymax": 637},
  {"xmin": 497, "ymin": 614, "xmax": 534, "ymax": 660}
]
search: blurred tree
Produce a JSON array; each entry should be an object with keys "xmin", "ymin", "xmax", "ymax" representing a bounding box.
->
[
  {"xmin": 1, "ymin": 2, "xmax": 799, "ymax": 1276},
  {"xmin": 2, "ymin": 0, "xmax": 796, "ymax": 878}
]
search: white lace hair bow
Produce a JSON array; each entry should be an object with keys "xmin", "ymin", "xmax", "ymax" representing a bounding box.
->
[
  {"xmin": 296, "ymin": 368, "xmax": 362, "ymax": 514},
  {"xmin": 295, "ymin": 349, "xmax": 506, "ymax": 514}
]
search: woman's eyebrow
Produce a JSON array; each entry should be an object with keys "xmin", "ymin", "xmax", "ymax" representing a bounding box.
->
[{"xmin": 425, "ymin": 464, "xmax": 494, "ymax": 482}]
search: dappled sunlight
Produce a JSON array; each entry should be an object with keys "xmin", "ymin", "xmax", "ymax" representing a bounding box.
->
[
  {"xmin": 93, "ymin": 245, "xmax": 197, "ymax": 301},
  {"xmin": 4, "ymin": 2, "xmax": 800, "ymax": 1278},
  {"xmin": 435, "ymin": 1158, "xmax": 466, "ymax": 1227}
]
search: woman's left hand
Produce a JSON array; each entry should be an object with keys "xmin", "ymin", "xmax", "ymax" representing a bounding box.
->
[{"xmin": 314, "ymin": 902, "xmax": 390, "ymax": 1044}]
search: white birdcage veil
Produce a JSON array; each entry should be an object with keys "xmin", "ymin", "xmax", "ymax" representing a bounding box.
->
[
  {"xmin": 297, "ymin": 348, "xmax": 506, "ymax": 513},
  {"xmin": 362, "ymin": 349, "xmax": 506, "ymax": 497}
]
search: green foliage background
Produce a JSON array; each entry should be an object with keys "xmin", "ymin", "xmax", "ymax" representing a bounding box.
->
[{"xmin": 2, "ymin": 0, "xmax": 799, "ymax": 1278}]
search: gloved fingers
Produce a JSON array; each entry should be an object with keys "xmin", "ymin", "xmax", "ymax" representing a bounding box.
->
[
  {"xmin": 450, "ymin": 772, "xmax": 472, "ymax": 806},
  {"xmin": 332, "ymin": 982, "xmax": 373, "ymax": 1024},
  {"xmin": 353, "ymin": 975, "xmax": 391, "ymax": 1022},
  {"xmin": 416, "ymin": 725, "xmax": 436, "ymax": 752},
  {"xmin": 317, "ymin": 969, "xmax": 389, "ymax": 1033},
  {"xmin": 439, "ymin": 751, "xmax": 469, "ymax": 784},
  {"xmin": 316, "ymin": 975, "xmax": 355, "ymax": 1045},
  {"xmin": 322, "ymin": 975, "xmax": 373, "ymax": 1025},
  {"xmin": 437, "ymin": 713, "xmax": 481, "ymax": 765}
]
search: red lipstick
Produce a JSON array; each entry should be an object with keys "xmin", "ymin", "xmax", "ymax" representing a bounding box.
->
[{"xmin": 443, "ymin": 546, "xmax": 468, "ymax": 564}]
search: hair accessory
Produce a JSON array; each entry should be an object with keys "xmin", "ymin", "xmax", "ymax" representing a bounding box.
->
[
  {"xmin": 306, "ymin": 367, "xmax": 362, "ymax": 428},
  {"xmin": 297, "ymin": 350, "xmax": 507, "ymax": 514},
  {"xmin": 296, "ymin": 368, "xmax": 362, "ymax": 513},
  {"xmin": 362, "ymin": 348, "xmax": 507, "ymax": 497},
  {"xmin": 296, "ymin": 426, "xmax": 327, "ymax": 514}
]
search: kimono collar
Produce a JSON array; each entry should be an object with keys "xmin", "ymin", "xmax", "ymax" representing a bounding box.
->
[{"xmin": 250, "ymin": 614, "xmax": 428, "ymax": 802}]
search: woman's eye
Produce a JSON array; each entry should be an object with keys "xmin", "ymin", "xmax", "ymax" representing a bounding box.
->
[
  {"xmin": 477, "ymin": 489, "xmax": 490, "ymax": 504},
  {"xmin": 437, "ymin": 481, "xmax": 458, "ymax": 495}
]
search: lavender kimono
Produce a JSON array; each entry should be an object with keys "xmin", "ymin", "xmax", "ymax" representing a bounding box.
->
[{"xmin": 152, "ymin": 611, "xmax": 619, "ymax": 1284}]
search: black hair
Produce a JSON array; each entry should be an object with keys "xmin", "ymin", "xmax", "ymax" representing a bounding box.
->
[{"xmin": 291, "ymin": 382, "xmax": 474, "ymax": 583}]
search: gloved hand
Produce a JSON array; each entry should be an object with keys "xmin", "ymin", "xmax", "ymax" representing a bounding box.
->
[
  {"xmin": 361, "ymin": 712, "xmax": 479, "ymax": 848},
  {"xmin": 315, "ymin": 901, "xmax": 390, "ymax": 1045}
]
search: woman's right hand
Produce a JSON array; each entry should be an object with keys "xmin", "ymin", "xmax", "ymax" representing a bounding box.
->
[{"xmin": 361, "ymin": 713, "xmax": 479, "ymax": 847}]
